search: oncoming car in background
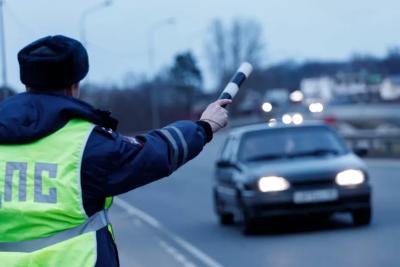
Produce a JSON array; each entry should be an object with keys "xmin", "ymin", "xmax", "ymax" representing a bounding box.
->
[{"xmin": 213, "ymin": 122, "xmax": 372, "ymax": 234}]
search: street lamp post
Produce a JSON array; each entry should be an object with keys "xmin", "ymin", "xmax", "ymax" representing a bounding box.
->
[
  {"xmin": 80, "ymin": 0, "xmax": 112, "ymax": 48},
  {"xmin": 148, "ymin": 17, "xmax": 175, "ymax": 129},
  {"xmin": 79, "ymin": 0, "xmax": 112, "ymax": 85},
  {"xmin": 0, "ymin": 0, "xmax": 7, "ymax": 87}
]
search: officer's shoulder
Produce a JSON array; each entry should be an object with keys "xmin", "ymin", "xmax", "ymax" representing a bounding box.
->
[
  {"xmin": 93, "ymin": 126, "xmax": 119, "ymax": 140},
  {"xmin": 93, "ymin": 126, "xmax": 144, "ymax": 147}
]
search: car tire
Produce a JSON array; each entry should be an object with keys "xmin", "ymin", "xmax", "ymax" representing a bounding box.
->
[
  {"xmin": 352, "ymin": 207, "xmax": 372, "ymax": 226},
  {"xmin": 241, "ymin": 210, "xmax": 256, "ymax": 235},
  {"xmin": 214, "ymin": 191, "xmax": 235, "ymax": 226},
  {"xmin": 219, "ymin": 213, "xmax": 235, "ymax": 225},
  {"xmin": 315, "ymin": 212, "xmax": 333, "ymax": 221}
]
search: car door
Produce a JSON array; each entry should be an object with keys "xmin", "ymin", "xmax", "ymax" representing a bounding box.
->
[{"xmin": 215, "ymin": 136, "xmax": 240, "ymax": 206}]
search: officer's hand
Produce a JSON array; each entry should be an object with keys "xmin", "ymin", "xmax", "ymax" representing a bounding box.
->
[{"xmin": 200, "ymin": 99, "xmax": 231, "ymax": 133}]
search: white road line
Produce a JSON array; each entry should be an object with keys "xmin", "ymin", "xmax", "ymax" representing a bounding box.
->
[
  {"xmin": 114, "ymin": 197, "xmax": 224, "ymax": 267},
  {"xmin": 159, "ymin": 240, "xmax": 198, "ymax": 267}
]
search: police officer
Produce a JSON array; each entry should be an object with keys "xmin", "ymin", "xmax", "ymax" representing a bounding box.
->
[{"xmin": 0, "ymin": 35, "xmax": 230, "ymax": 267}]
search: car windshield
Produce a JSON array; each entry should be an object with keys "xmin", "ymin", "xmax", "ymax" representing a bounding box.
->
[{"xmin": 238, "ymin": 126, "xmax": 348, "ymax": 162}]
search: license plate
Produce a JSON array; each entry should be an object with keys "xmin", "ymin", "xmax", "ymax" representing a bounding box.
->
[{"xmin": 293, "ymin": 189, "xmax": 338, "ymax": 204}]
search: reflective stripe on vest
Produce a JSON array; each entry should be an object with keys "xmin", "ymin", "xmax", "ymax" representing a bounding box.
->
[{"xmin": 0, "ymin": 210, "xmax": 108, "ymax": 252}]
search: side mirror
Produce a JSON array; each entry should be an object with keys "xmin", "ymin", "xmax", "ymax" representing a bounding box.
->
[
  {"xmin": 354, "ymin": 148, "xmax": 368, "ymax": 157},
  {"xmin": 216, "ymin": 160, "xmax": 234, "ymax": 168},
  {"xmin": 216, "ymin": 160, "xmax": 244, "ymax": 171}
]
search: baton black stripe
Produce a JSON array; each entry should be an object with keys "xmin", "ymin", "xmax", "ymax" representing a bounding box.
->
[
  {"xmin": 219, "ymin": 92, "xmax": 233, "ymax": 100},
  {"xmin": 231, "ymin": 72, "xmax": 247, "ymax": 87}
]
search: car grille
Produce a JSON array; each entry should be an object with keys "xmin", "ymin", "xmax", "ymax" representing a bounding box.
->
[
  {"xmin": 244, "ymin": 177, "xmax": 336, "ymax": 191},
  {"xmin": 291, "ymin": 179, "xmax": 335, "ymax": 189}
]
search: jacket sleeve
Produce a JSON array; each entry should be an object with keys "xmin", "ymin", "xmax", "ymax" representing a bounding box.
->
[{"xmin": 82, "ymin": 120, "xmax": 212, "ymax": 198}]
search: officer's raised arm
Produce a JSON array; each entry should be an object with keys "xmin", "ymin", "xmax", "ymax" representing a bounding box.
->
[
  {"xmin": 147, "ymin": 99, "xmax": 231, "ymax": 166},
  {"xmin": 91, "ymin": 98, "xmax": 231, "ymax": 197}
]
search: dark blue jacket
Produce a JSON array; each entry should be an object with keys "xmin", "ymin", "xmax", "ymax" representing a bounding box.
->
[{"xmin": 0, "ymin": 92, "xmax": 212, "ymax": 267}]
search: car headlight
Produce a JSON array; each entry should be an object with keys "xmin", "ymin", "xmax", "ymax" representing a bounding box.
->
[
  {"xmin": 335, "ymin": 169, "xmax": 365, "ymax": 186},
  {"xmin": 282, "ymin": 114, "xmax": 292, "ymax": 124},
  {"xmin": 292, "ymin": 113, "xmax": 303, "ymax": 125},
  {"xmin": 258, "ymin": 176, "xmax": 290, "ymax": 192}
]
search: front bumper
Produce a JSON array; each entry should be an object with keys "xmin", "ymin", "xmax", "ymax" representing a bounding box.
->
[{"xmin": 241, "ymin": 183, "xmax": 371, "ymax": 218}]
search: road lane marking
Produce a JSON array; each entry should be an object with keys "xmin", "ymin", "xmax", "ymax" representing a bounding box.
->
[
  {"xmin": 159, "ymin": 240, "xmax": 198, "ymax": 267},
  {"xmin": 114, "ymin": 197, "xmax": 224, "ymax": 267}
]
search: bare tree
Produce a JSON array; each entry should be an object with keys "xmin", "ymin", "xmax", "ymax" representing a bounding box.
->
[
  {"xmin": 230, "ymin": 19, "xmax": 242, "ymax": 71},
  {"xmin": 237, "ymin": 19, "xmax": 265, "ymax": 67},
  {"xmin": 206, "ymin": 19, "xmax": 228, "ymax": 86},
  {"xmin": 205, "ymin": 17, "xmax": 266, "ymax": 91}
]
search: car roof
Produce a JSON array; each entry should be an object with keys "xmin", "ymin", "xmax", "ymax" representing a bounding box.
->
[{"xmin": 228, "ymin": 121, "xmax": 330, "ymax": 138}]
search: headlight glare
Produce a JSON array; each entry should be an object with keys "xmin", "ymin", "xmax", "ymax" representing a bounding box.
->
[
  {"xmin": 336, "ymin": 169, "xmax": 365, "ymax": 186},
  {"xmin": 258, "ymin": 176, "xmax": 290, "ymax": 192}
]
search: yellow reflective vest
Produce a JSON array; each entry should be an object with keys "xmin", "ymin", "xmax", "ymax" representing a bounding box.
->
[{"xmin": 0, "ymin": 119, "xmax": 112, "ymax": 267}]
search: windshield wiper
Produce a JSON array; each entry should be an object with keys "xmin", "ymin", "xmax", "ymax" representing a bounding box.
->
[
  {"xmin": 288, "ymin": 149, "xmax": 339, "ymax": 158},
  {"xmin": 245, "ymin": 154, "xmax": 287, "ymax": 162}
]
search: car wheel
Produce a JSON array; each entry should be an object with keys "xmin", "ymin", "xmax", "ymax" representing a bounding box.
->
[
  {"xmin": 352, "ymin": 207, "xmax": 372, "ymax": 226},
  {"xmin": 214, "ymin": 191, "xmax": 235, "ymax": 226},
  {"xmin": 315, "ymin": 212, "xmax": 333, "ymax": 221},
  {"xmin": 219, "ymin": 213, "xmax": 235, "ymax": 225},
  {"xmin": 241, "ymin": 210, "xmax": 256, "ymax": 235}
]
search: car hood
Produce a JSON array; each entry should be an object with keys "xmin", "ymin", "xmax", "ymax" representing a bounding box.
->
[{"xmin": 241, "ymin": 153, "xmax": 367, "ymax": 183}]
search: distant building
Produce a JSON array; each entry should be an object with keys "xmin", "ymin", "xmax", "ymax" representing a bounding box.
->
[
  {"xmin": 300, "ymin": 74, "xmax": 376, "ymax": 103},
  {"xmin": 300, "ymin": 77, "xmax": 335, "ymax": 102},
  {"xmin": 380, "ymin": 76, "xmax": 400, "ymax": 101}
]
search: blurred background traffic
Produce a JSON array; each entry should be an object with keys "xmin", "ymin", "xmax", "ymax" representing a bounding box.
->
[
  {"xmin": 1, "ymin": 1, "xmax": 400, "ymax": 145},
  {"xmin": 0, "ymin": 1, "xmax": 399, "ymax": 266}
]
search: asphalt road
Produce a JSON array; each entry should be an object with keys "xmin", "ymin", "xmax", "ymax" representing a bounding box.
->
[{"xmin": 111, "ymin": 131, "xmax": 400, "ymax": 267}]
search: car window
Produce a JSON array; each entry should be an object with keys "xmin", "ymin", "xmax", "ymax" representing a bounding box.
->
[
  {"xmin": 238, "ymin": 127, "xmax": 348, "ymax": 162},
  {"xmin": 220, "ymin": 137, "xmax": 232, "ymax": 160}
]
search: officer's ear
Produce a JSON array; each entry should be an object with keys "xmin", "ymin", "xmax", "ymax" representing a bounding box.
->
[{"xmin": 66, "ymin": 83, "xmax": 80, "ymax": 98}]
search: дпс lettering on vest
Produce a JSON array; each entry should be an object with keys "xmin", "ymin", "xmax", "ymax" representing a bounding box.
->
[{"xmin": 0, "ymin": 162, "xmax": 58, "ymax": 207}]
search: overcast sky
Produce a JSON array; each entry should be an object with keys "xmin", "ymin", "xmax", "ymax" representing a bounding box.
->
[{"xmin": 3, "ymin": 0, "xmax": 400, "ymax": 90}]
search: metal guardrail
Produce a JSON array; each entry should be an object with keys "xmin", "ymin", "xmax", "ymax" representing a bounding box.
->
[{"xmin": 341, "ymin": 130, "xmax": 400, "ymax": 157}]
